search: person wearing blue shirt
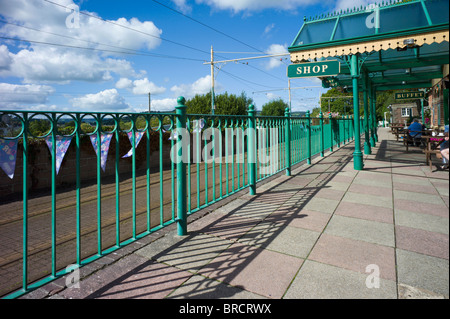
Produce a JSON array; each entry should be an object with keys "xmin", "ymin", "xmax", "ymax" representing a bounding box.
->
[
  {"xmin": 439, "ymin": 125, "xmax": 449, "ymax": 169},
  {"xmin": 408, "ymin": 118, "xmax": 424, "ymax": 146}
]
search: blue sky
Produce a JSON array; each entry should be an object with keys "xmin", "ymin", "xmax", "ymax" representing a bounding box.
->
[{"xmin": 0, "ymin": 0, "xmax": 371, "ymax": 113}]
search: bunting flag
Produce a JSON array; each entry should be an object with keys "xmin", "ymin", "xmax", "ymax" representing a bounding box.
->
[
  {"xmin": 193, "ymin": 119, "xmax": 205, "ymax": 134},
  {"xmin": 0, "ymin": 138, "xmax": 19, "ymax": 179},
  {"xmin": 168, "ymin": 130, "xmax": 178, "ymax": 141},
  {"xmin": 122, "ymin": 131, "xmax": 144, "ymax": 158},
  {"xmin": 45, "ymin": 136, "xmax": 73, "ymax": 175},
  {"xmin": 90, "ymin": 133, "xmax": 113, "ymax": 172}
]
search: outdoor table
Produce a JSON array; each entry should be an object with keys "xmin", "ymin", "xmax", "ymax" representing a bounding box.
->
[
  {"xmin": 421, "ymin": 134, "xmax": 445, "ymax": 169},
  {"xmin": 402, "ymin": 130, "xmax": 427, "ymax": 152},
  {"xmin": 391, "ymin": 125, "xmax": 405, "ymax": 142}
]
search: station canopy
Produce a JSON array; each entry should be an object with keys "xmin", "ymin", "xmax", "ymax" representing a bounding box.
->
[{"xmin": 288, "ymin": 0, "xmax": 449, "ymax": 92}]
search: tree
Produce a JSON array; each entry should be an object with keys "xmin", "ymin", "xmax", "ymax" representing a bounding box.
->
[
  {"xmin": 319, "ymin": 88, "xmax": 353, "ymax": 115},
  {"xmin": 260, "ymin": 98, "xmax": 288, "ymax": 117},
  {"xmin": 215, "ymin": 92, "xmax": 252, "ymax": 115},
  {"xmin": 186, "ymin": 93, "xmax": 212, "ymax": 115},
  {"xmin": 185, "ymin": 92, "xmax": 252, "ymax": 116}
]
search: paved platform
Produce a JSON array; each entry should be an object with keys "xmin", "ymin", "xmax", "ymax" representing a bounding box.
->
[{"xmin": 21, "ymin": 127, "xmax": 449, "ymax": 300}]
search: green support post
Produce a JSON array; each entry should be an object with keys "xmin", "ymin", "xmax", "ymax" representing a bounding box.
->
[
  {"xmin": 306, "ymin": 110, "xmax": 311, "ymax": 164},
  {"xmin": 329, "ymin": 114, "xmax": 333, "ymax": 152},
  {"xmin": 320, "ymin": 111, "xmax": 324, "ymax": 157},
  {"xmin": 370, "ymin": 87, "xmax": 376, "ymax": 145},
  {"xmin": 285, "ymin": 107, "xmax": 291, "ymax": 176},
  {"xmin": 351, "ymin": 54, "xmax": 364, "ymax": 170},
  {"xmin": 248, "ymin": 104, "xmax": 257, "ymax": 194},
  {"xmin": 362, "ymin": 71, "xmax": 371, "ymax": 155},
  {"xmin": 175, "ymin": 96, "xmax": 187, "ymax": 236}
]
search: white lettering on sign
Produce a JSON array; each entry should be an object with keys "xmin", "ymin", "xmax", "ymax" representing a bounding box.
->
[{"xmin": 296, "ymin": 64, "xmax": 331, "ymax": 75}]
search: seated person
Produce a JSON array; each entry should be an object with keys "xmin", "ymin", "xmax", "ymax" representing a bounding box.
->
[
  {"xmin": 439, "ymin": 125, "xmax": 449, "ymax": 169},
  {"xmin": 407, "ymin": 118, "xmax": 424, "ymax": 146}
]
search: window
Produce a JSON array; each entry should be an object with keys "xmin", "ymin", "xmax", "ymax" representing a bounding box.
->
[{"xmin": 401, "ymin": 108, "xmax": 411, "ymax": 117}]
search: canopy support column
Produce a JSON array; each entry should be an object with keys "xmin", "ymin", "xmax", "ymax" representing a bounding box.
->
[
  {"xmin": 362, "ymin": 70, "xmax": 371, "ymax": 155},
  {"xmin": 371, "ymin": 87, "xmax": 378, "ymax": 144},
  {"xmin": 351, "ymin": 54, "xmax": 364, "ymax": 170}
]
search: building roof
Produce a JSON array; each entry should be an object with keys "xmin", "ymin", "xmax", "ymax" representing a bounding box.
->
[{"xmin": 288, "ymin": 0, "xmax": 449, "ymax": 92}]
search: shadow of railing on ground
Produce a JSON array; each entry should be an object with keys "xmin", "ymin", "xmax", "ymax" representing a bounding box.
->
[{"xmin": 84, "ymin": 145, "xmax": 356, "ymax": 299}]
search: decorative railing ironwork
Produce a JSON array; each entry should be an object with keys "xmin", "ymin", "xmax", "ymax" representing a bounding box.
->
[{"xmin": 0, "ymin": 97, "xmax": 355, "ymax": 298}]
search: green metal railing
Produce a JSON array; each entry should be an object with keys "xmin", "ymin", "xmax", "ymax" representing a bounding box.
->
[{"xmin": 0, "ymin": 97, "xmax": 355, "ymax": 298}]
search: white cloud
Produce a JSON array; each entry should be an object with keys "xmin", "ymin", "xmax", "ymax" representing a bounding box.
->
[
  {"xmin": 116, "ymin": 77, "xmax": 133, "ymax": 89},
  {"xmin": 0, "ymin": 83, "xmax": 55, "ymax": 105},
  {"xmin": 195, "ymin": 0, "xmax": 319, "ymax": 12},
  {"xmin": 0, "ymin": 46, "xmax": 137, "ymax": 84},
  {"xmin": 116, "ymin": 77, "xmax": 166, "ymax": 95},
  {"xmin": 132, "ymin": 78, "xmax": 166, "ymax": 95},
  {"xmin": 151, "ymin": 98, "xmax": 178, "ymax": 112},
  {"xmin": 265, "ymin": 44, "xmax": 289, "ymax": 69},
  {"xmin": 0, "ymin": 0, "xmax": 162, "ymax": 83},
  {"xmin": 170, "ymin": 75, "xmax": 218, "ymax": 98},
  {"xmin": 263, "ymin": 23, "xmax": 276, "ymax": 36},
  {"xmin": 0, "ymin": 0, "xmax": 162, "ymax": 52},
  {"xmin": 171, "ymin": 0, "xmax": 193, "ymax": 13},
  {"xmin": 0, "ymin": 45, "xmax": 12, "ymax": 71},
  {"xmin": 70, "ymin": 89, "xmax": 132, "ymax": 112}
]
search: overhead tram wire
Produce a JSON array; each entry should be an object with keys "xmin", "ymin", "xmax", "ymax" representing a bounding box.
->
[
  {"xmin": 41, "ymin": 0, "xmax": 291, "ymax": 97},
  {"xmin": 0, "ymin": 20, "xmax": 204, "ymax": 62},
  {"xmin": 0, "ymin": 36, "xmax": 205, "ymax": 62},
  {"xmin": 43, "ymin": 0, "xmax": 289, "ymax": 88},
  {"xmin": 218, "ymin": 67, "xmax": 277, "ymax": 90},
  {"xmin": 150, "ymin": 0, "xmax": 265, "ymax": 55},
  {"xmin": 42, "ymin": 0, "xmax": 212, "ymax": 57},
  {"xmin": 149, "ymin": 0, "xmax": 291, "ymax": 76}
]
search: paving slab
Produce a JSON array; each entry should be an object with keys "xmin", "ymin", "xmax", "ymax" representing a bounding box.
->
[
  {"xmin": 396, "ymin": 249, "xmax": 449, "ymax": 297},
  {"xmin": 395, "ymin": 225, "xmax": 449, "ymax": 259},
  {"xmin": 135, "ymin": 232, "xmax": 233, "ymax": 272},
  {"xmin": 334, "ymin": 201, "xmax": 394, "ymax": 224},
  {"xmin": 237, "ymin": 222, "xmax": 320, "ymax": 258},
  {"xmin": 167, "ymin": 274, "xmax": 265, "ymax": 299},
  {"xmin": 302, "ymin": 197, "xmax": 340, "ymax": 214},
  {"xmin": 198, "ymin": 242, "xmax": 304, "ymax": 299},
  {"xmin": 270, "ymin": 209, "xmax": 332, "ymax": 233},
  {"xmin": 284, "ymin": 260, "xmax": 397, "ymax": 299},
  {"xmin": 308, "ymin": 234, "xmax": 396, "ymax": 281},
  {"xmin": 324, "ymin": 215, "xmax": 395, "ymax": 247},
  {"xmin": 394, "ymin": 210, "xmax": 449, "ymax": 235},
  {"xmin": 342, "ymin": 191, "xmax": 393, "ymax": 209}
]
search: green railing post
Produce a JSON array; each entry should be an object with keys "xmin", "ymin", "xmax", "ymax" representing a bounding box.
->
[
  {"xmin": 351, "ymin": 54, "xmax": 364, "ymax": 170},
  {"xmin": 22, "ymin": 113, "xmax": 29, "ymax": 293},
  {"xmin": 248, "ymin": 104, "xmax": 257, "ymax": 195},
  {"xmin": 285, "ymin": 107, "xmax": 291, "ymax": 176},
  {"xmin": 306, "ymin": 110, "xmax": 311, "ymax": 164},
  {"xmin": 329, "ymin": 114, "xmax": 333, "ymax": 152},
  {"xmin": 176, "ymin": 96, "xmax": 187, "ymax": 236},
  {"xmin": 320, "ymin": 111, "xmax": 324, "ymax": 157}
]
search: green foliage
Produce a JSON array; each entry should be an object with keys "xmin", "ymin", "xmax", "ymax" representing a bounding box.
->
[
  {"xmin": 28, "ymin": 119, "xmax": 51, "ymax": 136},
  {"xmin": 186, "ymin": 93, "xmax": 212, "ymax": 114},
  {"xmin": 311, "ymin": 107, "xmax": 321, "ymax": 117},
  {"xmin": 375, "ymin": 90, "xmax": 395, "ymax": 121},
  {"xmin": 320, "ymin": 88, "xmax": 353, "ymax": 115},
  {"xmin": 185, "ymin": 91, "xmax": 253, "ymax": 115},
  {"xmin": 260, "ymin": 98, "xmax": 288, "ymax": 117}
]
